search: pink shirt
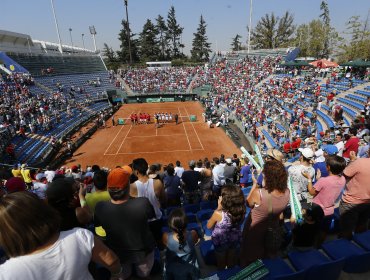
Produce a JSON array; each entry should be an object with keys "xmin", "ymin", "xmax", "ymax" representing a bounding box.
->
[
  {"xmin": 313, "ymin": 175, "xmax": 345, "ymax": 216},
  {"xmin": 342, "ymin": 158, "xmax": 370, "ymax": 204}
]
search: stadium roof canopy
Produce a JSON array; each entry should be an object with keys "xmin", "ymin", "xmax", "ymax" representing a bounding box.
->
[{"xmin": 340, "ymin": 59, "xmax": 370, "ymax": 67}]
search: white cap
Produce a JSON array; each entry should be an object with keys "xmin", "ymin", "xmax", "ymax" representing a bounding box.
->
[{"xmin": 298, "ymin": 147, "xmax": 314, "ymax": 159}]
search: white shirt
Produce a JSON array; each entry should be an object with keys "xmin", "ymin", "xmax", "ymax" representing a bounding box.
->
[
  {"xmin": 212, "ymin": 164, "xmax": 225, "ymax": 187},
  {"xmin": 0, "ymin": 228, "xmax": 94, "ymax": 280},
  {"xmin": 335, "ymin": 141, "xmax": 345, "ymax": 157},
  {"xmin": 174, "ymin": 166, "xmax": 184, "ymax": 178},
  {"xmin": 44, "ymin": 170, "xmax": 56, "ymax": 183}
]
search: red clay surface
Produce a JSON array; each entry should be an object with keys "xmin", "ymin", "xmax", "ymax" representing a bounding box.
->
[{"xmin": 64, "ymin": 102, "xmax": 240, "ymax": 168}]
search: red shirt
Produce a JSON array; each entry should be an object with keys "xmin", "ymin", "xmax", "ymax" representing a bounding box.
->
[
  {"xmin": 283, "ymin": 142, "xmax": 292, "ymax": 153},
  {"xmin": 343, "ymin": 137, "xmax": 360, "ymax": 158}
]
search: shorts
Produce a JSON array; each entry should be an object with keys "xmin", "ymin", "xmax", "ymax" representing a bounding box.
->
[
  {"xmin": 121, "ymin": 250, "xmax": 154, "ymax": 279},
  {"xmin": 339, "ymin": 201, "xmax": 370, "ymax": 233}
]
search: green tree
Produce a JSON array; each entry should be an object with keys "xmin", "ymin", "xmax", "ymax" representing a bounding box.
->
[
  {"xmin": 138, "ymin": 19, "xmax": 159, "ymax": 61},
  {"xmin": 156, "ymin": 15, "xmax": 169, "ymax": 60},
  {"xmin": 102, "ymin": 43, "xmax": 116, "ymax": 63},
  {"xmin": 251, "ymin": 11, "xmax": 295, "ymax": 49},
  {"xmin": 191, "ymin": 15, "xmax": 212, "ymax": 62},
  {"xmin": 117, "ymin": 19, "xmax": 139, "ymax": 63},
  {"xmin": 166, "ymin": 6, "xmax": 184, "ymax": 58},
  {"xmin": 231, "ymin": 34, "xmax": 242, "ymax": 51},
  {"xmin": 337, "ymin": 15, "xmax": 370, "ymax": 62},
  {"xmin": 320, "ymin": 1, "xmax": 331, "ymax": 58}
]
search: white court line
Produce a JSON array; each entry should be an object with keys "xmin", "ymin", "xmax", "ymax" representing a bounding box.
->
[
  {"xmin": 178, "ymin": 107, "xmax": 192, "ymax": 150},
  {"xmin": 103, "ymin": 110, "xmax": 134, "ymax": 155},
  {"xmin": 183, "ymin": 106, "xmax": 205, "ymax": 150},
  {"xmin": 116, "ymin": 125, "xmax": 133, "ymax": 155},
  {"xmin": 126, "ymin": 134, "xmax": 185, "ymax": 139},
  {"xmin": 104, "ymin": 148, "xmax": 205, "ymax": 156}
]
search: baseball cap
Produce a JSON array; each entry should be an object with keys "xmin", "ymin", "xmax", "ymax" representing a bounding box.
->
[
  {"xmin": 5, "ymin": 177, "xmax": 27, "ymax": 193},
  {"xmin": 36, "ymin": 173, "xmax": 46, "ymax": 181},
  {"xmin": 319, "ymin": 131, "xmax": 325, "ymax": 137},
  {"xmin": 267, "ymin": 149, "xmax": 284, "ymax": 162},
  {"xmin": 122, "ymin": 165, "xmax": 133, "ymax": 174},
  {"xmin": 107, "ymin": 168, "xmax": 130, "ymax": 189},
  {"xmin": 322, "ymin": 144, "xmax": 338, "ymax": 155},
  {"xmin": 298, "ymin": 147, "xmax": 314, "ymax": 159}
]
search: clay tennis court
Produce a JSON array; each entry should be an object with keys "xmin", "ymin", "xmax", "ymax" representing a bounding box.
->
[{"xmin": 64, "ymin": 101, "xmax": 240, "ymax": 168}]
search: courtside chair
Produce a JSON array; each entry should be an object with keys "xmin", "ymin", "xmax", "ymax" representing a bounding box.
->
[
  {"xmin": 353, "ymin": 230, "xmax": 370, "ymax": 251},
  {"xmin": 288, "ymin": 250, "xmax": 344, "ymax": 280},
  {"xmin": 321, "ymin": 239, "xmax": 370, "ymax": 273},
  {"xmin": 262, "ymin": 258, "xmax": 306, "ymax": 280}
]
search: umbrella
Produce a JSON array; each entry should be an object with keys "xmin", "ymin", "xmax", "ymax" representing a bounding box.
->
[{"xmin": 310, "ymin": 59, "xmax": 339, "ymax": 68}]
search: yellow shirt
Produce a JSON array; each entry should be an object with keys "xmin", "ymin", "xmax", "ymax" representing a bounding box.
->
[
  {"xmin": 12, "ymin": 169, "xmax": 22, "ymax": 178},
  {"xmin": 85, "ymin": 191, "xmax": 111, "ymax": 237},
  {"xmin": 21, "ymin": 169, "xmax": 32, "ymax": 183}
]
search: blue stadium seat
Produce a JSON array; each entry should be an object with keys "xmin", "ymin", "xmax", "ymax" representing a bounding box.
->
[
  {"xmin": 183, "ymin": 203, "xmax": 201, "ymax": 214},
  {"xmin": 199, "ymin": 240, "xmax": 216, "ymax": 265},
  {"xmin": 200, "ymin": 200, "xmax": 217, "ymax": 210},
  {"xmin": 196, "ymin": 209, "xmax": 214, "ymax": 222},
  {"xmin": 353, "ymin": 230, "xmax": 370, "ymax": 251},
  {"xmin": 322, "ymin": 239, "xmax": 370, "ymax": 273},
  {"xmin": 262, "ymin": 258, "xmax": 305, "ymax": 280}
]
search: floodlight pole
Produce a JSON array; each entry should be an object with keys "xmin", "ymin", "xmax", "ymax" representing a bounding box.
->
[
  {"xmin": 81, "ymin": 34, "xmax": 86, "ymax": 50},
  {"xmin": 247, "ymin": 0, "xmax": 253, "ymax": 54},
  {"xmin": 69, "ymin": 28, "xmax": 74, "ymax": 48},
  {"xmin": 50, "ymin": 0, "xmax": 63, "ymax": 53},
  {"xmin": 124, "ymin": 0, "xmax": 132, "ymax": 64}
]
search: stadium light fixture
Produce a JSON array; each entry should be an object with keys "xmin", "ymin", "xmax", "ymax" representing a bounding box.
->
[
  {"xmin": 50, "ymin": 0, "xmax": 63, "ymax": 54},
  {"xmin": 81, "ymin": 33, "xmax": 86, "ymax": 50},
  {"xmin": 247, "ymin": 0, "xmax": 253, "ymax": 54},
  {"xmin": 123, "ymin": 0, "xmax": 132, "ymax": 64},
  {"xmin": 89, "ymin": 26, "xmax": 97, "ymax": 52},
  {"xmin": 69, "ymin": 28, "xmax": 74, "ymax": 49}
]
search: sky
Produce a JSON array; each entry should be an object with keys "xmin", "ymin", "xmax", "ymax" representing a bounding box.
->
[{"xmin": 0, "ymin": 0, "xmax": 369, "ymax": 55}]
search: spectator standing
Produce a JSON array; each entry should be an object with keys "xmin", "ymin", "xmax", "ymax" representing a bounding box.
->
[
  {"xmin": 288, "ymin": 148, "xmax": 315, "ymax": 202},
  {"xmin": 212, "ymin": 157, "xmax": 225, "ymax": 196},
  {"xmin": 335, "ymin": 133, "xmax": 345, "ymax": 157},
  {"xmin": 240, "ymin": 160, "xmax": 290, "ymax": 266},
  {"xmin": 131, "ymin": 158, "xmax": 165, "ymax": 247},
  {"xmin": 223, "ymin": 158, "xmax": 236, "ymax": 183},
  {"xmin": 343, "ymin": 128, "xmax": 360, "ymax": 161},
  {"xmin": 44, "ymin": 165, "xmax": 56, "ymax": 183},
  {"xmin": 239, "ymin": 158, "xmax": 251, "ymax": 188},
  {"xmin": 32, "ymin": 173, "xmax": 48, "ymax": 200},
  {"xmin": 163, "ymin": 165, "xmax": 182, "ymax": 207},
  {"xmin": 207, "ymin": 184, "xmax": 246, "ymax": 269},
  {"xmin": 20, "ymin": 164, "xmax": 32, "ymax": 189},
  {"xmin": 339, "ymin": 150, "xmax": 370, "ymax": 239},
  {"xmin": 181, "ymin": 160, "xmax": 202, "ymax": 204},
  {"xmin": 94, "ymin": 168, "xmax": 156, "ymax": 279},
  {"xmin": 174, "ymin": 160, "xmax": 185, "ymax": 178}
]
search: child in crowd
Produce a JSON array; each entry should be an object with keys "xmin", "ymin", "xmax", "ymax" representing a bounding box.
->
[
  {"xmin": 162, "ymin": 209, "xmax": 199, "ymax": 280},
  {"xmin": 289, "ymin": 203, "xmax": 324, "ymax": 251},
  {"xmin": 207, "ymin": 184, "xmax": 246, "ymax": 269}
]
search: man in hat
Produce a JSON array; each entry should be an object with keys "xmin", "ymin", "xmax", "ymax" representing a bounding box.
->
[
  {"xmin": 94, "ymin": 168, "xmax": 156, "ymax": 279},
  {"xmin": 288, "ymin": 147, "xmax": 315, "ymax": 202},
  {"xmin": 313, "ymin": 145, "xmax": 338, "ymax": 178},
  {"xmin": 223, "ymin": 158, "xmax": 237, "ymax": 183}
]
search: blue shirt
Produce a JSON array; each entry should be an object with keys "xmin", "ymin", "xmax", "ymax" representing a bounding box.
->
[{"xmin": 240, "ymin": 165, "xmax": 251, "ymax": 184}]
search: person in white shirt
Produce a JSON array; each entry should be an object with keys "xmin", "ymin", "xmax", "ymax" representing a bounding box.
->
[
  {"xmin": 212, "ymin": 157, "xmax": 225, "ymax": 196},
  {"xmin": 44, "ymin": 166, "xmax": 56, "ymax": 183},
  {"xmin": 174, "ymin": 160, "xmax": 185, "ymax": 178},
  {"xmin": 0, "ymin": 192, "xmax": 122, "ymax": 280},
  {"xmin": 335, "ymin": 133, "xmax": 345, "ymax": 157}
]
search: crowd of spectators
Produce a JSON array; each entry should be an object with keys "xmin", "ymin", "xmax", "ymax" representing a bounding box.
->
[{"xmin": 122, "ymin": 67, "xmax": 198, "ymax": 94}]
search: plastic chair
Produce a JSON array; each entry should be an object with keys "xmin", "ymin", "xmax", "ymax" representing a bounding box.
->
[
  {"xmin": 199, "ymin": 240, "xmax": 216, "ymax": 265},
  {"xmin": 196, "ymin": 209, "xmax": 214, "ymax": 222},
  {"xmin": 322, "ymin": 239, "xmax": 370, "ymax": 273},
  {"xmin": 261, "ymin": 258, "xmax": 306, "ymax": 280},
  {"xmin": 207, "ymin": 266, "xmax": 241, "ymax": 280},
  {"xmin": 288, "ymin": 249, "xmax": 344, "ymax": 280},
  {"xmin": 353, "ymin": 230, "xmax": 370, "ymax": 251},
  {"xmin": 200, "ymin": 200, "xmax": 217, "ymax": 210},
  {"xmin": 183, "ymin": 203, "xmax": 200, "ymax": 214}
]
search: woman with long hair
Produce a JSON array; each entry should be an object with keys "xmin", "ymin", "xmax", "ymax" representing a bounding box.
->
[
  {"xmin": 240, "ymin": 160, "xmax": 290, "ymax": 266},
  {"xmin": 162, "ymin": 208, "xmax": 199, "ymax": 280},
  {"xmin": 0, "ymin": 192, "xmax": 122, "ymax": 279},
  {"xmin": 207, "ymin": 184, "xmax": 246, "ymax": 269}
]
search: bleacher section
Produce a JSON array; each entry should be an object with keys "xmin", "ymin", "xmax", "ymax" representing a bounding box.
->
[{"xmin": 6, "ymin": 53, "xmax": 106, "ymax": 76}]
